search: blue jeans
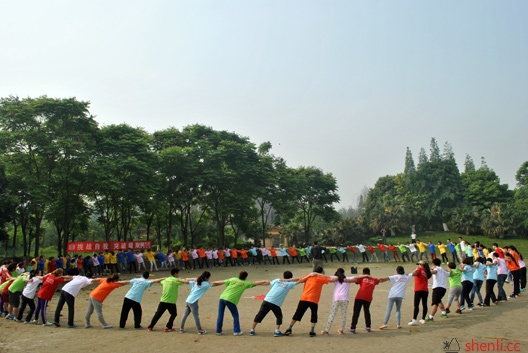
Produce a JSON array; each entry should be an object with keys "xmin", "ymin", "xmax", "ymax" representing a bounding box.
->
[
  {"xmin": 216, "ymin": 299, "xmax": 240, "ymax": 334},
  {"xmin": 470, "ymin": 279, "xmax": 483, "ymax": 304},
  {"xmin": 497, "ymin": 274, "xmax": 507, "ymax": 300},
  {"xmin": 383, "ymin": 297, "xmax": 403, "ymax": 325}
]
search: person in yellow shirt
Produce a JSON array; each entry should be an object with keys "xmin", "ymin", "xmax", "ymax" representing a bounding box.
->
[
  {"xmin": 104, "ymin": 250, "xmax": 112, "ymax": 273},
  {"xmin": 109, "ymin": 251, "xmax": 119, "ymax": 274},
  {"xmin": 146, "ymin": 249, "xmax": 158, "ymax": 272},
  {"xmin": 416, "ymin": 240, "xmax": 429, "ymax": 261},
  {"xmin": 174, "ymin": 249, "xmax": 182, "ymax": 268},
  {"xmin": 436, "ymin": 242, "xmax": 449, "ymax": 263}
]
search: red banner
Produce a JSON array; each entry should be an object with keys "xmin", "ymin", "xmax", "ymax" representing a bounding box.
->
[{"xmin": 66, "ymin": 241, "xmax": 153, "ymax": 253}]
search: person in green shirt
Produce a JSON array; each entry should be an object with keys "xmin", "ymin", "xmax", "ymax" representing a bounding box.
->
[
  {"xmin": 216, "ymin": 271, "xmax": 267, "ymax": 336},
  {"xmin": 7, "ymin": 272, "xmax": 29, "ymax": 321},
  {"xmin": 397, "ymin": 243, "xmax": 410, "ymax": 263},
  {"xmin": 147, "ymin": 268, "xmax": 190, "ymax": 332},
  {"xmin": 445, "ymin": 262, "xmax": 463, "ymax": 314}
]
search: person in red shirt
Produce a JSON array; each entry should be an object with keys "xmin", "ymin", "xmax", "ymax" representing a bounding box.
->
[
  {"xmin": 34, "ymin": 269, "xmax": 72, "ymax": 325},
  {"xmin": 367, "ymin": 246, "xmax": 379, "ymax": 263},
  {"xmin": 388, "ymin": 244, "xmax": 401, "ymax": 262},
  {"xmin": 347, "ymin": 245, "xmax": 358, "ymax": 262},
  {"xmin": 408, "ymin": 260, "xmax": 432, "ymax": 326},
  {"xmin": 269, "ymin": 248, "xmax": 279, "ymax": 265},
  {"xmin": 378, "ymin": 244, "xmax": 390, "ymax": 262},
  {"xmin": 47, "ymin": 257, "xmax": 57, "ymax": 273},
  {"xmin": 349, "ymin": 268, "xmax": 383, "ymax": 333},
  {"xmin": 284, "ymin": 267, "xmax": 333, "ymax": 337}
]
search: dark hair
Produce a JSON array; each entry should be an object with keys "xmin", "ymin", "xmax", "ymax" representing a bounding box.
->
[
  {"xmin": 239, "ymin": 271, "xmax": 248, "ymax": 280},
  {"xmin": 362, "ymin": 267, "xmax": 371, "ymax": 275},
  {"xmin": 433, "ymin": 258, "xmax": 441, "ymax": 266},
  {"xmin": 334, "ymin": 268, "xmax": 346, "ymax": 284},
  {"xmin": 448, "ymin": 262, "xmax": 456, "ymax": 269},
  {"xmin": 171, "ymin": 268, "xmax": 180, "ymax": 276},
  {"xmin": 396, "ymin": 266, "xmax": 405, "ymax": 275},
  {"xmin": 463, "ymin": 257, "xmax": 472, "ymax": 265},
  {"xmin": 283, "ymin": 271, "xmax": 293, "ymax": 279},
  {"xmin": 314, "ymin": 266, "xmax": 323, "ymax": 274},
  {"xmin": 142, "ymin": 271, "xmax": 150, "ymax": 279},
  {"xmin": 197, "ymin": 271, "xmax": 211, "ymax": 285},
  {"xmin": 107, "ymin": 274, "xmax": 120, "ymax": 283},
  {"xmin": 28, "ymin": 270, "xmax": 37, "ymax": 279},
  {"xmin": 423, "ymin": 263, "xmax": 432, "ymax": 279},
  {"xmin": 476, "ymin": 257, "xmax": 485, "ymax": 264}
]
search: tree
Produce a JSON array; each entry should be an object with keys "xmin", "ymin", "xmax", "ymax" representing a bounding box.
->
[
  {"xmin": 417, "ymin": 148, "xmax": 428, "ymax": 168},
  {"xmin": 429, "ymin": 138, "xmax": 441, "ymax": 162},
  {"xmin": 404, "ymin": 147, "xmax": 416, "ymax": 174},
  {"xmin": 285, "ymin": 166, "xmax": 340, "ymax": 243},
  {"xmin": 515, "ymin": 161, "xmax": 528, "ymax": 187},
  {"xmin": 464, "ymin": 154, "xmax": 475, "ymax": 173}
]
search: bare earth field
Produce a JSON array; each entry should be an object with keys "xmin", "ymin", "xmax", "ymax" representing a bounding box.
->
[{"xmin": 1, "ymin": 262, "xmax": 526, "ymax": 353}]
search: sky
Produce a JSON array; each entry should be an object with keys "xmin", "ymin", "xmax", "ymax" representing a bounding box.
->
[{"xmin": 1, "ymin": 1, "xmax": 527, "ymax": 209}]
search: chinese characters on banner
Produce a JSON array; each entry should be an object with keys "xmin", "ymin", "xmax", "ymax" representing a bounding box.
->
[{"xmin": 67, "ymin": 241, "xmax": 153, "ymax": 253}]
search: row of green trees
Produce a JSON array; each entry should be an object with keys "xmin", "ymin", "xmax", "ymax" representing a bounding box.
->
[
  {"xmin": 361, "ymin": 138, "xmax": 528, "ymax": 238},
  {"xmin": 0, "ymin": 96, "xmax": 340, "ymax": 257}
]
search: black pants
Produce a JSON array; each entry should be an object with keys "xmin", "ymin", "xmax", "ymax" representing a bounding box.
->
[
  {"xmin": 282, "ymin": 256, "xmax": 290, "ymax": 265},
  {"xmin": 128, "ymin": 261, "xmax": 138, "ymax": 274},
  {"xmin": 520, "ymin": 267, "xmax": 527, "ymax": 290},
  {"xmin": 484, "ymin": 279, "xmax": 497, "ymax": 305},
  {"xmin": 253, "ymin": 300, "xmax": 283, "ymax": 325},
  {"xmin": 413, "ymin": 291, "xmax": 428, "ymax": 320},
  {"xmin": 17, "ymin": 295, "xmax": 35, "ymax": 322},
  {"xmin": 401, "ymin": 252, "xmax": 410, "ymax": 262},
  {"xmin": 148, "ymin": 301, "xmax": 177, "ymax": 330},
  {"xmin": 351, "ymin": 299, "xmax": 371, "ymax": 329},
  {"xmin": 54, "ymin": 290, "xmax": 76, "ymax": 326},
  {"xmin": 341, "ymin": 252, "xmax": 349, "ymax": 262},
  {"xmin": 361, "ymin": 252, "xmax": 369, "ymax": 262},
  {"xmin": 441, "ymin": 253, "xmax": 449, "ymax": 263},
  {"xmin": 330, "ymin": 253, "xmax": 341, "ymax": 262},
  {"xmin": 120, "ymin": 297, "xmax": 142, "ymax": 328},
  {"xmin": 461, "ymin": 281, "xmax": 474, "ymax": 307},
  {"xmin": 511, "ymin": 269, "xmax": 521, "ymax": 296}
]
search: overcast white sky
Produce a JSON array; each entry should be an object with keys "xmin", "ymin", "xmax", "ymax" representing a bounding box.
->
[{"xmin": 1, "ymin": 1, "xmax": 527, "ymax": 209}]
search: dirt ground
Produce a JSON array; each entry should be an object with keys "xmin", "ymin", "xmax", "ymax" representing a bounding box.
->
[{"xmin": 1, "ymin": 261, "xmax": 526, "ymax": 353}]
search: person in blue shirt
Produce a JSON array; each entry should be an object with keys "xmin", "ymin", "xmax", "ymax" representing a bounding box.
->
[
  {"xmin": 249, "ymin": 271, "xmax": 300, "ymax": 337},
  {"xmin": 156, "ymin": 251, "xmax": 167, "ymax": 270},
  {"xmin": 249, "ymin": 246, "xmax": 261, "ymax": 265},
  {"xmin": 459, "ymin": 258, "xmax": 475, "ymax": 310},
  {"xmin": 125, "ymin": 249, "xmax": 137, "ymax": 274},
  {"xmin": 427, "ymin": 242, "xmax": 437, "ymax": 261},
  {"xmin": 55, "ymin": 257, "xmax": 64, "ymax": 271},
  {"xmin": 470, "ymin": 257, "xmax": 486, "ymax": 306},
  {"xmin": 117, "ymin": 250, "xmax": 126, "ymax": 274},
  {"xmin": 279, "ymin": 246, "xmax": 291, "ymax": 265},
  {"xmin": 37, "ymin": 256, "xmax": 45, "ymax": 275},
  {"xmin": 179, "ymin": 271, "xmax": 223, "ymax": 335},
  {"xmin": 97, "ymin": 253, "xmax": 105, "ymax": 275},
  {"xmin": 446, "ymin": 240, "xmax": 459, "ymax": 264},
  {"xmin": 119, "ymin": 271, "xmax": 163, "ymax": 329}
]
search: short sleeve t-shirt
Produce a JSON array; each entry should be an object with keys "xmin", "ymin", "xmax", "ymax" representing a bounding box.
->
[
  {"xmin": 125, "ymin": 278, "xmax": 153, "ymax": 302},
  {"xmin": 414, "ymin": 267, "xmax": 429, "ymax": 292},
  {"xmin": 299, "ymin": 275, "xmax": 331, "ymax": 303},
  {"xmin": 62, "ymin": 276, "xmax": 93, "ymax": 297},
  {"xmin": 159, "ymin": 277, "xmax": 183, "ymax": 304},
  {"xmin": 355, "ymin": 277, "xmax": 381, "ymax": 302},
  {"xmin": 8, "ymin": 276, "xmax": 26, "ymax": 293},
  {"xmin": 219, "ymin": 277, "xmax": 254, "ymax": 305},
  {"xmin": 331, "ymin": 276, "xmax": 353, "ymax": 302},
  {"xmin": 38, "ymin": 274, "xmax": 66, "ymax": 301},
  {"xmin": 90, "ymin": 280, "xmax": 122, "ymax": 302},
  {"xmin": 432, "ymin": 267, "xmax": 448, "ymax": 288},
  {"xmin": 264, "ymin": 279, "xmax": 296, "ymax": 306},
  {"xmin": 448, "ymin": 269, "xmax": 462, "ymax": 288},
  {"xmin": 461, "ymin": 265, "xmax": 474, "ymax": 282},
  {"xmin": 22, "ymin": 276, "xmax": 42, "ymax": 299},
  {"xmin": 388, "ymin": 274, "xmax": 412, "ymax": 299},
  {"xmin": 186, "ymin": 280, "xmax": 213, "ymax": 304}
]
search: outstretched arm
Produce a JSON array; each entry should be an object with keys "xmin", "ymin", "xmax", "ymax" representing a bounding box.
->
[{"xmin": 253, "ymin": 280, "xmax": 268, "ymax": 286}]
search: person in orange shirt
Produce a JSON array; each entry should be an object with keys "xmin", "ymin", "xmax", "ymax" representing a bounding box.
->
[
  {"xmin": 504, "ymin": 247, "xmax": 521, "ymax": 298},
  {"xmin": 77, "ymin": 256, "xmax": 84, "ymax": 276},
  {"xmin": 240, "ymin": 249, "xmax": 250, "ymax": 266},
  {"xmin": 284, "ymin": 267, "xmax": 333, "ymax": 337},
  {"xmin": 269, "ymin": 248, "xmax": 279, "ymax": 265},
  {"xmin": 231, "ymin": 248, "xmax": 241, "ymax": 266},
  {"xmin": 217, "ymin": 248, "xmax": 224, "ymax": 267},
  {"xmin": 85, "ymin": 274, "xmax": 130, "ymax": 329},
  {"xmin": 289, "ymin": 247, "xmax": 301, "ymax": 264},
  {"xmin": 197, "ymin": 247, "xmax": 207, "ymax": 269},
  {"xmin": 181, "ymin": 249, "xmax": 190, "ymax": 270}
]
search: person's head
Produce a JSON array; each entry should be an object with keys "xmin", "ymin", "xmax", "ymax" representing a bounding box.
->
[
  {"xmin": 448, "ymin": 262, "xmax": 456, "ymax": 269},
  {"xmin": 171, "ymin": 268, "xmax": 180, "ymax": 276},
  {"xmin": 107, "ymin": 274, "xmax": 120, "ymax": 282},
  {"xmin": 239, "ymin": 271, "xmax": 248, "ymax": 280},
  {"xmin": 463, "ymin": 257, "xmax": 472, "ymax": 265},
  {"xmin": 433, "ymin": 258, "xmax": 441, "ymax": 266},
  {"xmin": 476, "ymin": 257, "xmax": 485, "ymax": 264},
  {"xmin": 28, "ymin": 270, "xmax": 37, "ymax": 279},
  {"xmin": 52, "ymin": 268, "xmax": 64, "ymax": 277},
  {"xmin": 362, "ymin": 268, "xmax": 371, "ymax": 275},
  {"xmin": 396, "ymin": 266, "xmax": 405, "ymax": 275},
  {"xmin": 142, "ymin": 271, "xmax": 150, "ymax": 279},
  {"xmin": 7, "ymin": 263, "xmax": 16, "ymax": 272},
  {"xmin": 197, "ymin": 271, "xmax": 211, "ymax": 285},
  {"xmin": 492, "ymin": 252, "xmax": 500, "ymax": 259},
  {"xmin": 314, "ymin": 266, "xmax": 324, "ymax": 274},
  {"xmin": 486, "ymin": 258, "xmax": 493, "ymax": 264},
  {"xmin": 335, "ymin": 268, "xmax": 346, "ymax": 283},
  {"xmin": 283, "ymin": 271, "xmax": 293, "ymax": 279},
  {"xmin": 437, "ymin": 241, "xmax": 442, "ymax": 245}
]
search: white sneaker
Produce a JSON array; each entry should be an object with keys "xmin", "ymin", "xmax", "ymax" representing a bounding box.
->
[
  {"xmin": 408, "ymin": 320, "xmax": 418, "ymax": 326},
  {"xmin": 233, "ymin": 332, "xmax": 244, "ymax": 336},
  {"xmin": 419, "ymin": 319, "xmax": 426, "ymax": 324}
]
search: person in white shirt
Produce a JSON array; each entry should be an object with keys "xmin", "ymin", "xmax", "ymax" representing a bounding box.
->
[
  {"xmin": 379, "ymin": 266, "xmax": 412, "ymax": 329},
  {"xmin": 426, "ymin": 258, "xmax": 449, "ymax": 321},
  {"xmin": 53, "ymin": 274, "xmax": 103, "ymax": 328}
]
